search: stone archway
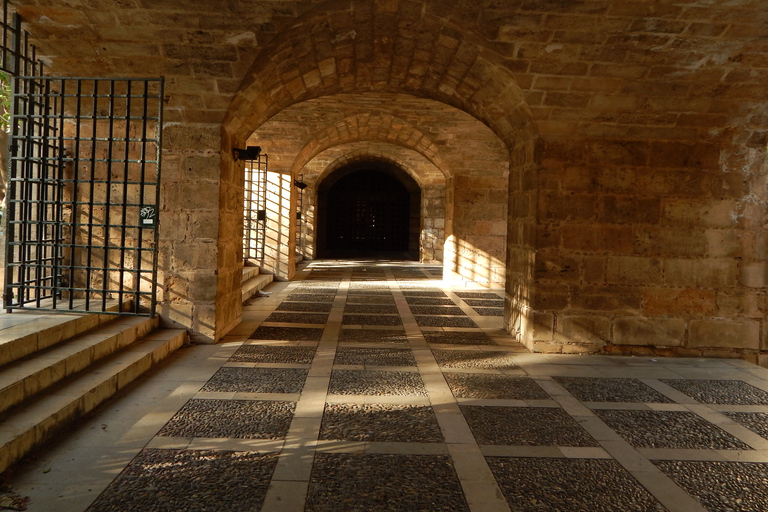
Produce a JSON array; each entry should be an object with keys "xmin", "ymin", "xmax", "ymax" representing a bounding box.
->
[
  {"xmin": 317, "ymin": 163, "xmax": 421, "ymax": 260},
  {"xmin": 220, "ymin": 0, "xmax": 538, "ymax": 345}
]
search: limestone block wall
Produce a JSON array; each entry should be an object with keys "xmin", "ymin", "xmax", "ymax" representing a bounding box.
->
[
  {"xmin": 297, "ymin": 187, "xmax": 316, "ymax": 259},
  {"xmin": 445, "ymin": 170, "xmax": 509, "ymax": 286},
  {"xmin": 505, "ymin": 140, "xmax": 539, "ymax": 343},
  {"xmin": 525, "ymin": 127, "xmax": 766, "ymax": 361},
  {"xmin": 159, "ymin": 123, "xmax": 224, "ymax": 343},
  {"xmin": 421, "ymin": 183, "xmax": 446, "ymax": 262}
]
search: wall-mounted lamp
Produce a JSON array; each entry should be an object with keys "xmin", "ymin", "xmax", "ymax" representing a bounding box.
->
[
  {"xmin": 294, "ymin": 179, "xmax": 308, "ymax": 190},
  {"xmin": 233, "ymin": 145, "xmax": 261, "ymax": 161}
]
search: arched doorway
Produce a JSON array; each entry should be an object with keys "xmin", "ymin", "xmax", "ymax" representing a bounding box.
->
[{"xmin": 317, "ymin": 164, "xmax": 421, "ymax": 260}]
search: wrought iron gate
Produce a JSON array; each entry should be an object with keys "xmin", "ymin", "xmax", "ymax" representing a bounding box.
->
[
  {"xmin": 4, "ymin": 77, "xmax": 164, "ymax": 315},
  {"xmin": 243, "ymin": 153, "xmax": 268, "ymax": 262},
  {"xmin": 327, "ymin": 170, "xmax": 410, "ymax": 253}
]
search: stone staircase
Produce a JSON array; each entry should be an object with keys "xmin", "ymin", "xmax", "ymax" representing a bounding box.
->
[
  {"xmin": 0, "ymin": 309, "xmax": 186, "ymax": 474},
  {"xmin": 242, "ymin": 265, "xmax": 273, "ymax": 303}
]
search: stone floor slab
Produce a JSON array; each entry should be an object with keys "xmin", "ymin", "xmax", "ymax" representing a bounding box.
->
[
  {"xmin": 594, "ymin": 410, "xmax": 752, "ymax": 450},
  {"xmin": 228, "ymin": 345, "xmax": 317, "ymax": 364},
  {"xmin": 724, "ymin": 411, "xmax": 768, "ymax": 440},
  {"xmin": 306, "ymin": 453, "xmax": 469, "ymax": 512},
  {"xmin": 461, "ymin": 406, "xmax": 600, "ymax": 446},
  {"xmin": 661, "ymin": 379, "xmax": 768, "ymax": 405},
  {"xmin": 328, "ymin": 370, "xmax": 428, "ymax": 397},
  {"xmin": 423, "ymin": 331, "xmax": 495, "ymax": 345},
  {"xmin": 444, "ymin": 374, "xmax": 550, "ymax": 400},
  {"xmin": 487, "ymin": 457, "xmax": 668, "ymax": 512},
  {"xmin": 654, "ymin": 460, "xmax": 768, "ymax": 512},
  {"xmin": 276, "ymin": 301, "xmax": 334, "ymax": 312},
  {"xmin": 264, "ymin": 312, "xmax": 329, "ymax": 324},
  {"xmin": 554, "ymin": 377, "xmax": 675, "ymax": 403},
  {"xmin": 432, "ymin": 349, "xmax": 520, "ymax": 369},
  {"xmin": 338, "ymin": 328, "xmax": 408, "ymax": 343},
  {"xmin": 333, "ymin": 347, "xmax": 416, "ymax": 366},
  {"xmin": 88, "ymin": 449, "xmax": 279, "ymax": 512},
  {"xmin": 250, "ymin": 326, "xmax": 325, "ymax": 341},
  {"xmin": 158, "ymin": 399, "xmax": 295, "ymax": 439},
  {"xmin": 416, "ymin": 316, "xmax": 478, "ymax": 328},
  {"xmin": 318, "ymin": 403, "xmax": 443, "ymax": 443},
  {"xmin": 202, "ymin": 367, "xmax": 308, "ymax": 394}
]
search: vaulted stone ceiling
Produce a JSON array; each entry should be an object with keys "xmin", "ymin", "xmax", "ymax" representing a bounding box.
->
[
  {"xmin": 248, "ymin": 92, "xmax": 508, "ymax": 186},
  {"xmin": 17, "ymin": 0, "xmax": 768, "ymax": 149}
]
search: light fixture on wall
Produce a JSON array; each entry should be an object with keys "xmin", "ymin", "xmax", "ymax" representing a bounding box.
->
[
  {"xmin": 294, "ymin": 179, "xmax": 307, "ymax": 190},
  {"xmin": 233, "ymin": 145, "xmax": 261, "ymax": 161}
]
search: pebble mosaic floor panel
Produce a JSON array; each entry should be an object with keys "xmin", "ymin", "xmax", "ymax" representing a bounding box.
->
[{"xmin": 86, "ymin": 261, "xmax": 768, "ymax": 512}]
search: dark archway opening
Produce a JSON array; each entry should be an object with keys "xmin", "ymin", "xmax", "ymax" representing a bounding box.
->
[{"xmin": 317, "ymin": 163, "xmax": 420, "ymax": 260}]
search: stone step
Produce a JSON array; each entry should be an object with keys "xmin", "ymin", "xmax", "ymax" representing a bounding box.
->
[
  {"xmin": 242, "ymin": 271, "xmax": 273, "ymax": 303},
  {"xmin": 0, "ymin": 302, "xmax": 128, "ymax": 368},
  {"xmin": 242, "ymin": 265, "xmax": 261, "ymax": 282},
  {"xmin": 0, "ymin": 327, "xmax": 186, "ymax": 474},
  {"xmin": 0, "ymin": 315, "xmax": 159, "ymax": 416}
]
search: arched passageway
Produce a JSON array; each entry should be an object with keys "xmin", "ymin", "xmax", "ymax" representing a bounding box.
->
[
  {"xmin": 2, "ymin": 0, "xmax": 766, "ymax": 369},
  {"xmin": 317, "ymin": 164, "xmax": 421, "ymax": 260}
]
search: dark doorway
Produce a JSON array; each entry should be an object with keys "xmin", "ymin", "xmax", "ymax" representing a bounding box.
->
[{"xmin": 317, "ymin": 165, "xmax": 420, "ymax": 259}]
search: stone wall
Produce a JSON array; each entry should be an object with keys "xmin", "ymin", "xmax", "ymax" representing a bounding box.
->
[
  {"xmin": 160, "ymin": 124, "xmax": 223, "ymax": 343},
  {"xmin": 527, "ymin": 130, "xmax": 766, "ymax": 359},
  {"xmin": 495, "ymin": 4, "xmax": 768, "ymax": 361},
  {"xmin": 15, "ymin": 0, "xmax": 768, "ymax": 357}
]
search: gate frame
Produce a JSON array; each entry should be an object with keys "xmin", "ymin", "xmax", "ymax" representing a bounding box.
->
[
  {"xmin": 243, "ymin": 151, "xmax": 268, "ymax": 264},
  {"xmin": 3, "ymin": 76, "xmax": 164, "ymax": 316}
]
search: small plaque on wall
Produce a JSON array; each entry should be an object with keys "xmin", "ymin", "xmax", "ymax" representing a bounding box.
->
[{"xmin": 140, "ymin": 206, "xmax": 157, "ymax": 228}]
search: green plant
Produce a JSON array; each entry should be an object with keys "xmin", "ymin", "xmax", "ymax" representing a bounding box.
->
[{"xmin": 0, "ymin": 70, "xmax": 9, "ymax": 133}]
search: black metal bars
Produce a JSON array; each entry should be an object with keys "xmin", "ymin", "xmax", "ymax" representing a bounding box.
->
[
  {"xmin": 5, "ymin": 77, "xmax": 164, "ymax": 315},
  {"xmin": 295, "ymin": 173, "xmax": 304, "ymax": 253},
  {"xmin": 243, "ymin": 153, "xmax": 268, "ymax": 263},
  {"xmin": 0, "ymin": 0, "xmax": 44, "ymax": 77}
]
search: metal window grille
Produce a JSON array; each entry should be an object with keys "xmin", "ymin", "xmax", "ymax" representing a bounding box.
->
[
  {"xmin": 243, "ymin": 153, "xmax": 267, "ymax": 262},
  {"xmin": 295, "ymin": 173, "xmax": 304, "ymax": 252},
  {"xmin": 0, "ymin": 0, "xmax": 44, "ymax": 77},
  {"xmin": 4, "ymin": 77, "xmax": 164, "ymax": 315}
]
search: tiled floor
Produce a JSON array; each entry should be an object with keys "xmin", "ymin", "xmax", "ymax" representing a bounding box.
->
[{"xmin": 5, "ymin": 260, "xmax": 768, "ymax": 511}]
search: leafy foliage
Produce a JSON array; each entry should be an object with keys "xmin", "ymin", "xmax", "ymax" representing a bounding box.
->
[{"xmin": 0, "ymin": 70, "xmax": 9, "ymax": 132}]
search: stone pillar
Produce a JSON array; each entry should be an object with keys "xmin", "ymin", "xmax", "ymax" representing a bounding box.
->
[
  {"xmin": 215, "ymin": 132, "xmax": 246, "ymax": 342},
  {"xmin": 421, "ymin": 183, "xmax": 445, "ymax": 262},
  {"xmin": 158, "ymin": 123, "xmax": 223, "ymax": 343},
  {"xmin": 505, "ymin": 140, "xmax": 538, "ymax": 347}
]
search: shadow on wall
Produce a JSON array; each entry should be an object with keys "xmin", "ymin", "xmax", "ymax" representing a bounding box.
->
[
  {"xmin": 262, "ymin": 171, "xmax": 292, "ymax": 279},
  {"xmin": 445, "ymin": 236, "xmax": 505, "ymax": 288}
]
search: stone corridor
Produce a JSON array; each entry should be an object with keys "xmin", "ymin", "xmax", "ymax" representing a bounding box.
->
[{"xmin": 6, "ymin": 260, "xmax": 768, "ymax": 511}]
